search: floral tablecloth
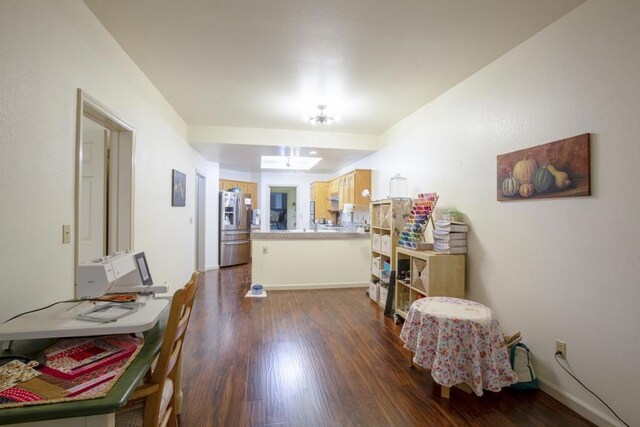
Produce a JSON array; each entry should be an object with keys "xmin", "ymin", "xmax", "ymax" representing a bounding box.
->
[{"xmin": 400, "ymin": 297, "xmax": 517, "ymax": 396}]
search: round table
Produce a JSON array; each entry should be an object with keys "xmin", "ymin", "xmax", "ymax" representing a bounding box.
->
[{"xmin": 399, "ymin": 297, "xmax": 517, "ymax": 397}]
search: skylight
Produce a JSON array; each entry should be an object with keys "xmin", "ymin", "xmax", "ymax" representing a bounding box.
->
[{"xmin": 260, "ymin": 156, "xmax": 322, "ymax": 170}]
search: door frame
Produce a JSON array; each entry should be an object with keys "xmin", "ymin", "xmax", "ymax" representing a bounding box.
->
[
  {"xmin": 195, "ymin": 171, "xmax": 206, "ymax": 271},
  {"xmin": 74, "ymin": 89, "xmax": 136, "ymax": 285},
  {"xmin": 266, "ymin": 184, "xmax": 299, "ymax": 230}
]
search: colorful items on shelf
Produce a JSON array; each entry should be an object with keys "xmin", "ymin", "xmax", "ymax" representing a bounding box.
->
[{"xmin": 399, "ymin": 193, "xmax": 439, "ymax": 249}]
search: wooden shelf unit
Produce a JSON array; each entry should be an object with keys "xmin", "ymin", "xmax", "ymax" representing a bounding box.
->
[
  {"xmin": 394, "ymin": 247, "xmax": 465, "ymax": 318},
  {"xmin": 369, "ymin": 199, "xmax": 412, "ymax": 308}
]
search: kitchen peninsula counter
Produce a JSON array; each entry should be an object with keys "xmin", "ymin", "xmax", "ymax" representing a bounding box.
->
[{"xmin": 251, "ymin": 229, "xmax": 370, "ymax": 290}]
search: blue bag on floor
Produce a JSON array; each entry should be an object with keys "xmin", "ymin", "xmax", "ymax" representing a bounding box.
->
[{"xmin": 509, "ymin": 343, "xmax": 539, "ymax": 390}]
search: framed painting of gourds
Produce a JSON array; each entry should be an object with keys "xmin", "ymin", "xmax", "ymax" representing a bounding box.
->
[{"xmin": 497, "ymin": 133, "xmax": 590, "ymax": 201}]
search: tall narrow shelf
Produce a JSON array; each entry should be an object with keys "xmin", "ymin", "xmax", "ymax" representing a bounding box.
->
[
  {"xmin": 369, "ymin": 199, "xmax": 412, "ymax": 308},
  {"xmin": 394, "ymin": 247, "xmax": 465, "ymax": 319}
]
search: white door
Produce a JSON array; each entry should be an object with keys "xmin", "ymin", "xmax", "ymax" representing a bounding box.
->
[
  {"xmin": 195, "ymin": 173, "xmax": 206, "ymax": 270},
  {"xmin": 78, "ymin": 117, "xmax": 108, "ymax": 263}
]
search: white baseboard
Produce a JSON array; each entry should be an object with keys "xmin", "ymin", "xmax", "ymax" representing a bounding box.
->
[
  {"xmin": 205, "ymin": 264, "xmax": 219, "ymax": 271},
  {"xmin": 264, "ymin": 282, "xmax": 369, "ymax": 291},
  {"xmin": 538, "ymin": 377, "xmax": 623, "ymax": 427}
]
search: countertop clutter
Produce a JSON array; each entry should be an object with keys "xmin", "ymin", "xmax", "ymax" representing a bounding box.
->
[{"xmin": 251, "ymin": 229, "xmax": 369, "ymax": 240}]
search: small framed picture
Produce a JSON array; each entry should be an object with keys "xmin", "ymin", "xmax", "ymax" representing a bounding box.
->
[{"xmin": 172, "ymin": 169, "xmax": 186, "ymax": 207}]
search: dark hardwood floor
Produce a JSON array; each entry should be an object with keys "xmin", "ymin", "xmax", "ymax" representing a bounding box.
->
[{"xmin": 180, "ymin": 265, "xmax": 593, "ymax": 427}]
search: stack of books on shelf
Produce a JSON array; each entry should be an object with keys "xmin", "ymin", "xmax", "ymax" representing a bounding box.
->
[{"xmin": 433, "ymin": 220, "xmax": 469, "ymax": 254}]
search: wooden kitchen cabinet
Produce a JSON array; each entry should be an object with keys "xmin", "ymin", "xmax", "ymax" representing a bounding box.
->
[
  {"xmin": 333, "ymin": 169, "xmax": 371, "ymax": 211},
  {"xmin": 219, "ymin": 179, "xmax": 231, "ymax": 190},
  {"xmin": 310, "ymin": 181, "xmax": 329, "ymax": 220},
  {"xmin": 219, "ymin": 179, "xmax": 259, "ymax": 209},
  {"xmin": 246, "ymin": 182, "xmax": 258, "ymax": 210},
  {"xmin": 346, "ymin": 173, "xmax": 355, "ymax": 204},
  {"xmin": 353, "ymin": 170, "xmax": 371, "ymax": 209},
  {"xmin": 329, "ymin": 178, "xmax": 339, "ymax": 194},
  {"xmin": 338, "ymin": 176, "xmax": 346, "ymax": 210}
]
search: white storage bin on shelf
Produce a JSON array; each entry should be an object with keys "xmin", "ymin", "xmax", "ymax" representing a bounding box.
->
[
  {"xmin": 372, "ymin": 234, "xmax": 381, "ymax": 251},
  {"xmin": 371, "ymin": 204, "xmax": 381, "ymax": 227},
  {"xmin": 381, "ymin": 235, "xmax": 391, "ymax": 255},
  {"xmin": 369, "ymin": 281, "xmax": 380, "ymax": 303},
  {"xmin": 371, "ymin": 256, "xmax": 381, "ymax": 276},
  {"xmin": 380, "ymin": 204, "xmax": 391, "ymax": 228},
  {"xmin": 379, "ymin": 285, "xmax": 389, "ymax": 307}
]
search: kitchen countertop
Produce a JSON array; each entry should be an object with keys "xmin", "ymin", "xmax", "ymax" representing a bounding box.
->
[{"xmin": 251, "ymin": 229, "xmax": 369, "ymax": 240}]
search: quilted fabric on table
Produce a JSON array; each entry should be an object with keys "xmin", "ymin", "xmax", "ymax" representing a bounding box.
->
[{"xmin": 0, "ymin": 335, "xmax": 143, "ymax": 409}]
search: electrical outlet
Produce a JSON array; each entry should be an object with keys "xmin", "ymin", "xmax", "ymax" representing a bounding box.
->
[
  {"xmin": 62, "ymin": 225, "xmax": 71, "ymax": 244},
  {"xmin": 262, "ymin": 246, "xmax": 268, "ymax": 254},
  {"xmin": 555, "ymin": 340, "xmax": 567, "ymax": 360}
]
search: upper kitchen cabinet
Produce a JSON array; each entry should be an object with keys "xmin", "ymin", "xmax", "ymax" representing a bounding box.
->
[
  {"xmin": 220, "ymin": 179, "xmax": 237, "ymax": 191},
  {"xmin": 246, "ymin": 182, "xmax": 258, "ymax": 210},
  {"xmin": 219, "ymin": 179, "xmax": 259, "ymax": 210},
  {"xmin": 336, "ymin": 169, "xmax": 371, "ymax": 211},
  {"xmin": 329, "ymin": 178, "xmax": 339, "ymax": 194},
  {"xmin": 338, "ymin": 176, "xmax": 345, "ymax": 210},
  {"xmin": 237, "ymin": 181, "xmax": 249, "ymax": 194},
  {"xmin": 310, "ymin": 181, "xmax": 329, "ymax": 220}
]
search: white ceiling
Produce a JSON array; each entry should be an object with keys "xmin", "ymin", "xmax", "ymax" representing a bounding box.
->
[
  {"xmin": 192, "ymin": 143, "xmax": 375, "ymax": 174},
  {"xmin": 83, "ymin": 0, "xmax": 583, "ymax": 171}
]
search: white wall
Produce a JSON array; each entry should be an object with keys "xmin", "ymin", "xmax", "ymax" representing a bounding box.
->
[
  {"xmin": 252, "ymin": 238, "xmax": 370, "ymax": 289},
  {"xmin": 347, "ymin": 2, "xmax": 640, "ymax": 425},
  {"xmin": 219, "ymin": 168, "xmax": 253, "ymax": 183},
  {"xmin": 0, "ymin": 0, "xmax": 209, "ymax": 318},
  {"xmin": 189, "ymin": 125, "xmax": 378, "ymax": 150}
]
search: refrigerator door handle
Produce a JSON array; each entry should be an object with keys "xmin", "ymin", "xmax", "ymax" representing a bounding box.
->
[
  {"xmin": 225, "ymin": 231, "xmax": 249, "ymax": 235},
  {"xmin": 223, "ymin": 240, "xmax": 250, "ymax": 245},
  {"xmin": 235, "ymin": 193, "xmax": 242, "ymax": 228}
]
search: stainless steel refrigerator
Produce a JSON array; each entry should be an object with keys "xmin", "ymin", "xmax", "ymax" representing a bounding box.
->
[{"xmin": 219, "ymin": 190, "xmax": 251, "ymax": 267}]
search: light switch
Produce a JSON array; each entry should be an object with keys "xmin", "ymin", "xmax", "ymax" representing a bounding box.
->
[{"xmin": 62, "ymin": 225, "xmax": 71, "ymax": 244}]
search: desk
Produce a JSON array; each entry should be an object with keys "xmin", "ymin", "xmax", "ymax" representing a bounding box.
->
[
  {"xmin": 0, "ymin": 299, "xmax": 169, "ymax": 341},
  {"xmin": 400, "ymin": 297, "xmax": 517, "ymax": 397},
  {"xmin": 0, "ymin": 313, "xmax": 167, "ymax": 426},
  {"xmin": 0, "ymin": 297, "xmax": 170, "ymax": 426}
]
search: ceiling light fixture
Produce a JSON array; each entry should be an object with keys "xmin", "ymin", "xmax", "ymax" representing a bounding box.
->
[
  {"xmin": 309, "ymin": 150, "xmax": 318, "ymax": 155},
  {"xmin": 307, "ymin": 105, "xmax": 335, "ymax": 126},
  {"xmin": 261, "ymin": 155, "xmax": 322, "ymax": 170}
]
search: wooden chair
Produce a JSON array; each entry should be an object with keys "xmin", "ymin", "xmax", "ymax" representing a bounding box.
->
[{"xmin": 116, "ymin": 271, "xmax": 200, "ymax": 427}]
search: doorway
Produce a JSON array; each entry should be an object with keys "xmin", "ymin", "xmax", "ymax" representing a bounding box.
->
[
  {"xmin": 269, "ymin": 186, "xmax": 297, "ymax": 230},
  {"xmin": 75, "ymin": 90, "xmax": 134, "ymax": 282},
  {"xmin": 195, "ymin": 172, "xmax": 206, "ymax": 270},
  {"xmin": 78, "ymin": 116, "xmax": 108, "ymax": 263}
]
